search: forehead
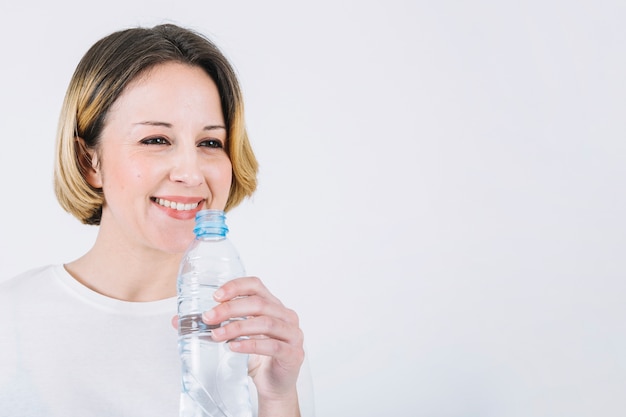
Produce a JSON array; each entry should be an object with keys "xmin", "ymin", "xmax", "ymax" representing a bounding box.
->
[
  {"xmin": 105, "ymin": 62, "xmax": 224, "ymax": 124},
  {"xmin": 121, "ymin": 62, "xmax": 218, "ymax": 101}
]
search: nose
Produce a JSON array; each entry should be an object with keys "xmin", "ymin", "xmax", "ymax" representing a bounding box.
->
[{"xmin": 169, "ymin": 144, "xmax": 204, "ymax": 187}]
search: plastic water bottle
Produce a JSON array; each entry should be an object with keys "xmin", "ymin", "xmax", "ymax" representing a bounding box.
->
[{"xmin": 177, "ymin": 209, "xmax": 252, "ymax": 417}]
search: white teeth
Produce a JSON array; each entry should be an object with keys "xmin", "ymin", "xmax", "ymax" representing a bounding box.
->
[{"xmin": 156, "ymin": 198, "xmax": 199, "ymax": 211}]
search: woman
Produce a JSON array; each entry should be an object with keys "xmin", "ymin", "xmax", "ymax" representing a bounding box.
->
[{"xmin": 0, "ymin": 23, "xmax": 311, "ymax": 417}]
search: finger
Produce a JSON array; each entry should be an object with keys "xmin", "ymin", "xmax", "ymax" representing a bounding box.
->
[
  {"xmin": 213, "ymin": 276, "xmax": 281, "ymax": 305},
  {"xmin": 229, "ymin": 338, "xmax": 305, "ymax": 370},
  {"xmin": 171, "ymin": 315, "xmax": 179, "ymax": 329},
  {"xmin": 211, "ymin": 314, "xmax": 303, "ymax": 346},
  {"xmin": 203, "ymin": 295, "xmax": 299, "ymax": 328}
]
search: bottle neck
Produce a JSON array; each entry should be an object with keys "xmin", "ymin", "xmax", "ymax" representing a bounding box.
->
[{"xmin": 193, "ymin": 209, "xmax": 229, "ymax": 239}]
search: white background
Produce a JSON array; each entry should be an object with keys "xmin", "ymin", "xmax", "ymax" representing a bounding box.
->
[{"xmin": 1, "ymin": 1, "xmax": 625, "ymax": 416}]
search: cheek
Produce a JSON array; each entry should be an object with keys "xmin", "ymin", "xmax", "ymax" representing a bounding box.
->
[
  {"xmin": 223, "ymin": 161, "xmax": 234, "ymax": 189},
  {"xmin": 205, "ymin": 159, "xmax": 233, "ymax": 195},
  {"xmin": 222, "ymin": 162, "xmax": 233, "ymax": 188},
  {"xmin": 101, "ymin": 160, "xmax": 146, "ymax": 198},
  {"xmin": 211, "ymin": 158, "xmax": 232, "ymax": 185}
]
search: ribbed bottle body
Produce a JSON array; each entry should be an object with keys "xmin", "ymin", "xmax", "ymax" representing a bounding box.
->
[{"xmin": 177, "ymin": 210, "xmax": 251, "ymax": 417}]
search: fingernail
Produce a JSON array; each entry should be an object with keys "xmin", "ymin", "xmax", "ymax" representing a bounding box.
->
[
  {"xmin": 212, "ymin": 326, "xmax": 225, "ymax": 337},
  {"xmin": 214, "ymin": 289, "xmax": 225, "ymax": 300}
]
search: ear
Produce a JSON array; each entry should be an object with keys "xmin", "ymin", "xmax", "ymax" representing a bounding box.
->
[{"xmin": 76, "ymin": 137, "xmax": 103, "ymax": 188}]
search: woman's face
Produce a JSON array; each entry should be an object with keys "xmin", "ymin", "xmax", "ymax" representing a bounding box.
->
[{"xmin": 87, "ymin": 62, "xmax": 232, "ymax": 254}]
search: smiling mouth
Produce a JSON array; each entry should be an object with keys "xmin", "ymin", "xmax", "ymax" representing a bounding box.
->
[{"xmin": 151, "ymin": 197, "xmax": 202, "ymax": 211}]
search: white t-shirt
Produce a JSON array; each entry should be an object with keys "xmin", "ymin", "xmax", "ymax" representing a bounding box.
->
[{"xmin": 0, "ymin": 265, "xmax": 314, "ymax": 417}]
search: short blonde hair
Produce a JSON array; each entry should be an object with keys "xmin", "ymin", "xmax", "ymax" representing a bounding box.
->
[{"xmin": 54, "ymin": 24, "xmax": 258, "ymax": 225}]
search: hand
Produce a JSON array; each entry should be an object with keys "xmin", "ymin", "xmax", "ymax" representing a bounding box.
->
[{"xmin": 202, "ymin": 276, "xmax": 304, "ymax": 415}]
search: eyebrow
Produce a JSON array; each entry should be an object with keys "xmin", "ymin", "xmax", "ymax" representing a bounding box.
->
[{"xmin": 134, "ymin": 121, "xmax": 227, "ymax": 131}]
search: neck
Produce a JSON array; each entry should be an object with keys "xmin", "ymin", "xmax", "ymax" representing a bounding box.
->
[{"xmin": 65, "ymin": 229, "xmax": 184, "ymax": 302}]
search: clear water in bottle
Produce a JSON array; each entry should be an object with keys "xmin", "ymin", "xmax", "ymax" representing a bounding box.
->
[{"xmin": 177, "ymin": 210, "xmax": 252, "ymax": 417}]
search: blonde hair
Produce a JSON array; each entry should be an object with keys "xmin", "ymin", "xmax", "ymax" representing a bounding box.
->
[{"xmin": 54, "ymin": 24, "xmax": 258, "ymax": 225}]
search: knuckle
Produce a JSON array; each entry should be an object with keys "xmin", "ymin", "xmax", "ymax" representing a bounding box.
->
[
  {"xmin": 229, "ymin": 318, "xmax": 244, "ymax": 333},
  {"xmin": 295, "ymin": 327, "xmax": 305, "ymax": 346},
  {"xmin": 247, "ymin": 338, "xmax": 259, "ymax": 351},
  {"xmin": 293, "ymin": 345, "xmax": 305, "ymax": 365},
  {"xmin": 251, "ymin": 296, "xmax": 267, "ymax": 311},
  {"xmin": 228, "ymin": 279, "xmax": 243, "ymax": 293},
  {"xmin": 259, "ymin": 315, "xmax": 275, "ymax": 332},
  {"xmin": 285, "ymin": 308, "xmax": 300, "ymax": 325},
  {"xmin": 218, "ymin": 301, "xmax": 233, "ymax": 316},
  {"xmin": 269, "ymin": 339, "xmax": 282, "ymax": 355}
]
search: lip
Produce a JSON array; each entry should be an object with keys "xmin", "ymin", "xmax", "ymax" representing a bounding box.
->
[{"xmin": 151, "ymin": 196, "xmax": 205, "ymax": 220}]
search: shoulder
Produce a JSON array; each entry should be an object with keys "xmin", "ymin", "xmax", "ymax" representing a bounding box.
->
[
  {"xmin": 0, "ymin": 265, "xmax": 60, "ymax": 298},
  {"xmin": 1, "ymin": 264, "xmax": 57, "ymax": 285},
  {"xmin": 0, "ymin": 264, "xmax": 73, "ymax": 329}
]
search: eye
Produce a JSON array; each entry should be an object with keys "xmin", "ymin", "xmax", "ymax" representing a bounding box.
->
[
  {"xmin": 199, "ymin": 139, "xmax": 224, "ymax": 149},
  {"xmin": 141, "ymin": 136, "xmax": 170, "ymax": 145}
]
